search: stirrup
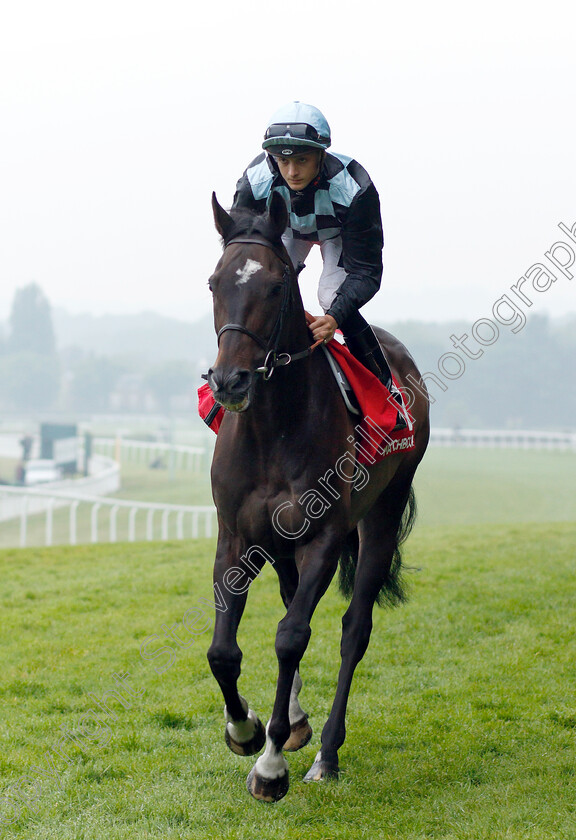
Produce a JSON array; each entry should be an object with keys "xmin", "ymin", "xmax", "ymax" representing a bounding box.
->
[
  {"xmin": 391, "ymin": 399, "xmax": 407, "ymax": 430},
  {"xmin": 387, "ymin": 383, "xmax": 408, "ymax": 431}
]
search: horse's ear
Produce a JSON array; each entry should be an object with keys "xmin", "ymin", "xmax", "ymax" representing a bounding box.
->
[
  {"xmin": 267, "ymin": 191, "xmax": 288, "ymax": 240},
  {"xmin": 212, "ymin": 192, "xmax": 234, "ymax": 240}
]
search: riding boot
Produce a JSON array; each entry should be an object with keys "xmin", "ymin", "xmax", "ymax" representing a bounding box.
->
[{"xmin": 343, "ymin": 325, "xmax": 407, "ymax": 430}]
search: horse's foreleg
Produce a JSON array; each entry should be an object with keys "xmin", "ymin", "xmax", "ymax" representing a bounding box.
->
[
  {"xmin": 247, "ymin": 532, "xmax": 342, "ymax": 801},
  {"xmin": 207, "ymin": 533, "xmax": 266, "ymax": 756}
]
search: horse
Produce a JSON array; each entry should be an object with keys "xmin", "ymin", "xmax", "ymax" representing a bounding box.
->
[{"xmin": 205, "ymin": 191, "xmax": 430, "ymax": 802}]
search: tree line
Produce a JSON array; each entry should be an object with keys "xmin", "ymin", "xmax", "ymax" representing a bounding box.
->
[
  {"xmin": 1, "ymin": 283, "xmax": 574, "ymax": 429},
  {"xmin": 0, "ymin": 284, "xmax": 197, "ymax": 413}
]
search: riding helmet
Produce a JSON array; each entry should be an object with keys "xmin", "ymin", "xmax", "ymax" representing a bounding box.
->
[{"xmin": 262, "ymin": 102, "xmax": 331, "ymax": 156}]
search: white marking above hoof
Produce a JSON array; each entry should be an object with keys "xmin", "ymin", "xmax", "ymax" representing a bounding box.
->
[
  {"xmin": 226, "ymin": 708, "xmax": 260, "ymax": 744},
  {"xmin": 254, "ymin": 730, "xmax": 289, "ymax": 780}
]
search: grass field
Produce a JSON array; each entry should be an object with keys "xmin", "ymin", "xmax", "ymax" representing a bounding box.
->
[
  {"xmin": 0, "ymin": 457, "xmax": 19, "ymax": 486},
  {"xmin": 1, "ymin": 448, "xmax": 575, "ymax": 838}
]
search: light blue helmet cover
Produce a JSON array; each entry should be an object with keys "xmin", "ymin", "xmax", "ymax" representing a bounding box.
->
[{"xmin": 262, "ymin": 101, "xmax": 331, "ymax": 152}]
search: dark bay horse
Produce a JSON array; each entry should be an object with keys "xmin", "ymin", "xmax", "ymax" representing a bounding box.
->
[{"xmin": 205, "ymin": 192, "xmax": 430, "ymax": 802}]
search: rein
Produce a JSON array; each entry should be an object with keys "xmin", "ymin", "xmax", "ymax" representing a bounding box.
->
[{"xmin": 217, "ymin": 236, "xmax": 323, "ymax": 380}]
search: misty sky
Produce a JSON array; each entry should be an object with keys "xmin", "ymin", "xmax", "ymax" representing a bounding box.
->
[{"xmin": 1, "ymin": 0, "xmax": 575, "ymax": 329}]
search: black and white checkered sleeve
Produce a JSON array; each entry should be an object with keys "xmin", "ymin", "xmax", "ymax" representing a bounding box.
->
[{"xmin": 327, "ymin": 180, "xmax": 384, "ymax": 325}]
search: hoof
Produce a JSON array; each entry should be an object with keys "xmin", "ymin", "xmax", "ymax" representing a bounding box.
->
[
  {"xmin": 224, "ymin": 716, "xmax": 266, "ymax": 756},
  {"xmin": 283, "ymin": 715, "xmax": 313, "ymax": 752},
  {"xmin": 247, "ymin": 766, "xmax": 290, "ymax": 802},
  {"xmin": 303, "ymin": 751, "xmax": 339, "ymax": 782}
]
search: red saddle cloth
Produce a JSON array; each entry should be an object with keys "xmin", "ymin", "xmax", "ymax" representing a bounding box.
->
[{"xmin": 197, "ymin": 340, "xmax": 415, "ymax": 465}]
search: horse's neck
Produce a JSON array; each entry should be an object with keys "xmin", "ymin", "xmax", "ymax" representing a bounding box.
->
[{"xmin": 253, "ymin": 300, "xmax": 314, "ymax": 433}]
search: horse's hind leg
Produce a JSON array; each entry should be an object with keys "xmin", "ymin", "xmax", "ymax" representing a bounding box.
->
[
  {"xmin": 305, "ymin": 481, "xmax": 414, "ymax": 782},
  {"xmin": 274, "ymin": 558, "xmax": 313, "ymax": 752},
  {"xmin": 207, "ymin": 530, "xmax": 267, "ymax": 756},
  {"xmin": 248, "ymin": 529, "xmax": 343, "ymax": 801}
]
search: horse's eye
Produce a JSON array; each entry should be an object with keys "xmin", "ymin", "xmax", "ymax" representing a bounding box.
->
[
  {"xmin": 207, "ymin": 278, "xmax": 214, "ymax": 293},
  {"xmin": 270, "ymin": 283, "xmax": 283, "ymax": 297}
]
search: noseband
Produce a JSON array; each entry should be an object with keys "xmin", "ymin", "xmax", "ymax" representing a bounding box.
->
[{"xmin": 216, "ymin": 236, "xmax": 321, "ymax": 380}]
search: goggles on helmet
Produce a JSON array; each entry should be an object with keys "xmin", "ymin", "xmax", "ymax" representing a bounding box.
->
[
  {"xmin": 265, "ymin": 122, "xmax": 322, "ymax": 142},
  {"xmin": 263, "ymin": 121, "xmax": 330, "ymax": 152}
]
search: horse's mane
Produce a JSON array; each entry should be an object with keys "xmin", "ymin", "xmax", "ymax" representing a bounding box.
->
[{"xmin": 222, "ymin": 207, "xmax": 283, "ymax": 248}]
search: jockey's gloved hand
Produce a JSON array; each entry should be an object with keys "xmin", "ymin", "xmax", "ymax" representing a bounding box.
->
[{"xmin": 308, "ymin": 314, "xmax": 338, "ymax": 344}]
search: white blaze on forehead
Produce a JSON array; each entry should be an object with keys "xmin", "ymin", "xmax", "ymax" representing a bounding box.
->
[{"xmin": 235, "ymin": 258, "xmax": 262, "ymax": 286}]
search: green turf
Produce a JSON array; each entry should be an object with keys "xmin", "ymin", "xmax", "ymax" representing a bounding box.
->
[
  {"xmin": 112, "ymin": 461, "xmax": 213, "ymax": 507},
  {"xmin": 1, "ymin": 522, "xmax": 575, "ymax": 839},
  {"xmin": 414, "ymin": 448, "xmax": 576, "ymax": 527},
  {"xmin": 0, "ymin": 457, "xmax": 19, "ymax": 486}
]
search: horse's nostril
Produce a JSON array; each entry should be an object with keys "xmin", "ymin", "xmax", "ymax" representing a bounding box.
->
[
  {"xmin": 227, "ymin": 369, "xmax": 251, "ymax": 393},
  {"xmin": 207, "ymin": 368, "xmax": 219, "ymax": 391},
  {"xmin": 231, "ymin": 370, "xmax": 251, "ymax": 392},
  {"xmin": 210, "ymin": 368, "xmax": 251, "ymax": 395}
]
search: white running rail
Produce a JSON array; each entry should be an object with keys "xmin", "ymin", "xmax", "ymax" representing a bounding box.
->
[
  {"xmin": 430, "ymin": 428, "xmax": 576, "ymax": 450},
  {"xmin": 93, "ymin": 437, "xmax": 206, "ymax": 471},
  {"xmin": 0, "ymin": 485, "xmax": 216, "ymax": 548}
]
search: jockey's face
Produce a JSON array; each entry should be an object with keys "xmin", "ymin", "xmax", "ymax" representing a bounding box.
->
[{"xmin": 272, "ymin": 150, "xmax": 322, "ymax": 191}]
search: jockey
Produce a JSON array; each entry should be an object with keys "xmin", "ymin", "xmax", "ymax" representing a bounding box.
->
[{"xmin": 232, "ymin": 101, "xmax": 406, "ymax": 427}]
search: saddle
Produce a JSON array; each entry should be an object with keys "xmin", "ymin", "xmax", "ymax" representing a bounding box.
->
[{"xmin": 321, "ymin": 344, "xmax": 360, "ymax": 415}]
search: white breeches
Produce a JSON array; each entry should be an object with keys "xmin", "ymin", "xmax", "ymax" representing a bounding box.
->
[{"xmin": 282, "ymin": 236, "xmax": 346, "ymax": 313}]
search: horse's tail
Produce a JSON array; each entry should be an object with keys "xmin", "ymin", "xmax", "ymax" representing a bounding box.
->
[
  {"xmin": 338, "ymin": 528, "xmax": 360, "ymax": 602},
  {"xmin": 338, "ymin": 485, "xmax": 417, "ymax": 607},
  {"xmin": 382, "ymin": 484, "xmax": 417, "ymax": 607}
]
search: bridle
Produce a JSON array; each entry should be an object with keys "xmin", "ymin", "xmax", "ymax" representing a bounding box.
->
[{"xmin": 216, "ymin": 236, "xmax": 322, "ymax": 380}]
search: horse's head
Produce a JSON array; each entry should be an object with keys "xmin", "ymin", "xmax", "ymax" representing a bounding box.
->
[{"xmin": 207, "ymin": 192, "xmax": 302, "ymax": 412}]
